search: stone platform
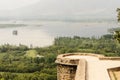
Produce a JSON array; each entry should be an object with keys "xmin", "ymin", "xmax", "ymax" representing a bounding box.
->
[{"xmin": 55, "ymin": 53, "xmax": 120, "ymax": 80}]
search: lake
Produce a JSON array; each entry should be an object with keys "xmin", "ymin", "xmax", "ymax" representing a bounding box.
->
[{"xmin": 0, "ymin": 21, "xmax": 119, "ymax": 47}]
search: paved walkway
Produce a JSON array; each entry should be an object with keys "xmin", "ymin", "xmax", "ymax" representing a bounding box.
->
[{"xmin": 65, "ymin": 55, "xmax": 120, "ymax": 80}]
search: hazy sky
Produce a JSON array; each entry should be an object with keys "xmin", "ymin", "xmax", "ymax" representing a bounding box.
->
[
  {"xmin": 0, "ymin": 0, "xmax": 120, "ymax": 19},
  {"xmin": 0, "ymin": 0, "xmax": 40, "ymax": 10}
]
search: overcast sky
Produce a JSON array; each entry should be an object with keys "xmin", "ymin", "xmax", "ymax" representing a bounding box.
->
[
  {"xmin": 0, "ymin": 0, "xmax": 120, "ymax": 20},
  {"xmin": 0, "ymin": 0, "xmax": 40, "ymax": 10}
]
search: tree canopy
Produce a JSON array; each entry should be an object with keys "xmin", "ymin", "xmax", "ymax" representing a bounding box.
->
[
  {"xmin": 117, "ymin": 8, "xmax": 120, "ymax": 22},
  {"xmin": 113, "ymin": 8, "xmax": 120, "ymax": 43}
]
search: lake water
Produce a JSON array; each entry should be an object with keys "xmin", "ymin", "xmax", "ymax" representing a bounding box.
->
[{"xmin": 0, "ymin": 21, "xmax": 119, "ymax": 47}]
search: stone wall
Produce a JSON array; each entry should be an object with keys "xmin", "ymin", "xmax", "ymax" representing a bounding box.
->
[
  {"xmin": 108, "ymin": 67, "xmax": 120, "ymax": 80},
  {"xmin": 57, "ymin": 64, "xmax": 77, "ymax": 80},
  {"xmin": 56, "ymin": 53, "xmax": 87, "ymax": 80}
]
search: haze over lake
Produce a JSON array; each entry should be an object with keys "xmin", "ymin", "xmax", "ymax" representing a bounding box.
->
[
  {"xmin": 0, "ymin": 0, "xmax": 119, "ymax": 47},
  {"xmin": 0, "ymin": 20, "xmax": 118, "ymax": 47}
]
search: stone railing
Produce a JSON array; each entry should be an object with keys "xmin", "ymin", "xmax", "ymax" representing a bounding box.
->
[
  {"xmin": 99, "ymin": 57, "xmax": 120, "ymax": 60},
  {"xmin": 75, "ymin": 59, "xmax": 87, "ymax": 80}
]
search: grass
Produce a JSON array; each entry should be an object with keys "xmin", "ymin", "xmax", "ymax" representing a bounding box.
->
[
  {"xmin": 24, "ymin": 50, "xmax": 38, "ymax": 58},
  {"xmin": 78, "ymin": 49, "xmax": 95, "ymax": 53},
  {"xmin": 0, "ymin": 53, "xmax": 7, "ymax": 59}
]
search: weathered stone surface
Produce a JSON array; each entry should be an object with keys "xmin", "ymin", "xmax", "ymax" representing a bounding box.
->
[
  {"xmin": 75, "ymin": 59, "xmax": 86, "ymax": 80},
  {"xmin": 57, "ymin": 64, "xmax": 77, "ymax": 80}
]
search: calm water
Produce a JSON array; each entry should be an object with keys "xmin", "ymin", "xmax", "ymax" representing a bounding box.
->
[{"xmin": 0, "ymin": 21, "xmax": 119, "ymax": 47}]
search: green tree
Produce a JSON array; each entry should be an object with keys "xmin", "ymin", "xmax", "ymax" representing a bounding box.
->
[
  {"xmin": 112, "ymin": 8, "xmax": 120, "ymax": 43},
  {"xmin": 117, "ymin": 8, "xmax": 120, "ymax": 22},
  {"xmin": 114, "ymin": 31, "xmax": 120, "ymax": 43}
]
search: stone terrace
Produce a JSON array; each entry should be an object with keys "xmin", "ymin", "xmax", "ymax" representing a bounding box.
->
[{"xmin": 55, "ymin": 53, "xmax": 120, "ymax": 80}]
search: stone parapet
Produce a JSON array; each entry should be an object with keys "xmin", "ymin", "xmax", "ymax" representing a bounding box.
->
[
  {"xmin": 75, "ymin": 59, "xmax": 87, "ymax": 80},
  {"xmin": 55, "ymin": 53, "xmax": 103, "ymax": 66},
  {"xmin": 99, "ymin": 57, "xmax": 120, "ymax": 60}
]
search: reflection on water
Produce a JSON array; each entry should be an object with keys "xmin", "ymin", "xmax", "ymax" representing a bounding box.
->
[{"xmin": 0, "ymin": 21, "xmax": 118, "ymax": 47}]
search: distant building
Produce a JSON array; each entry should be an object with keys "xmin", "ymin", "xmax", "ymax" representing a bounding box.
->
[{"xmin": 13, "ymin": 30, "xmax": 18, "ymax": 35}]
